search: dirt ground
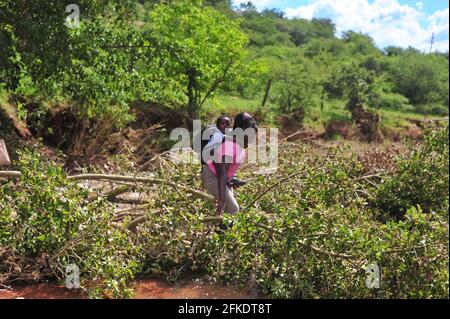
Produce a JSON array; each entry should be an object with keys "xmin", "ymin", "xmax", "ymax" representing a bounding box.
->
[{"xmin": 0, "ymin": 276, "xmax": 264, "ymax": 299}]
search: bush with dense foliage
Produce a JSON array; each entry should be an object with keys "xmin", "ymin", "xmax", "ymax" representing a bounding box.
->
[
  {"xmin": 128, "ymin": 122, "xmax": 448, "ymax": 298},
  {"xmin": 1, "ymin": 122, "xmax": 448, "ymax": 298},
  {"xmin": 373, "ymin": 122, "xmax": 449, "ymax": 219},
  {"xmin": 0, "ymin": 150, "xmax": 142, "ymax": 298}
]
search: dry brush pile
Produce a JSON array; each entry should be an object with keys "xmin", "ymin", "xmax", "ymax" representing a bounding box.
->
[{"xmin": 0, "ymin": 122, "xmax": 448, "ymax": 298}]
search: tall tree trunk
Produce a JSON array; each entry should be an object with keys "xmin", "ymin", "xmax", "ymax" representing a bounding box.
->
[
  {"xmin": 320, "ymin": 87, "xmax": 325, "ymax": 113},
  {"xmin": 261, "ymin": 78, "xmax": 272, "ymax": 107},
  {"xmin": 187, "ymin": 68, "xmax": 197, "ymax": 118},
  {"xmin": 287, "ymin": 91, "xmax": 292, "ymax": 112}
]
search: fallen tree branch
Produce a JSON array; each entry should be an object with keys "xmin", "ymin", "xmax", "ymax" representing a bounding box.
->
[
  {"xmin": 0, "ymin": 171, "xmax": 21, "ymax": 179},
  {"xmin": 127, "ymin": 209, "xmax": 165, "ymax": 231},
  {"xmin": 67, "ymin": 173, "xmax": 214, "ymax": 201},
  {"xmin": 243, "ymin": 152, "xmax": 330, "ymax": 211},
  {"xmin": 382, "ymin": 241, "xmax": 447, "ymax": 254},
  {"xmin": 0, "ymin": 171, "xmax": 214, "ymax": 201},
  {"xmin": 351, "ymin": 174, "xmax": 383, "ymax": 183},
  {"xmin": 309, "ymin": 244, "xmax": 354, "ymax": 259},
  {"xmin": 114, "ymin": 205, "xmax": 151, "ymax": 220},
  {"xmin": 88, "ymin": 185, "xmax": 134, "ymax": 202},
  {"xmin": 281, "ymin": 129, "xmax": 308, "ymax": 142},
  {"xmin": 200, "ymin": 215, "xmax": 354, "ymax": 259},
  {"xmin": 137, "ymin": 150, "xmax": 172, "ymax": 173},
  {"xmin": 112, "ymin": 197, "xmax": 148, "ymax": 205}
]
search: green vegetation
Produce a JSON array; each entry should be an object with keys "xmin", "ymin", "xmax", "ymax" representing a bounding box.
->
[
  {"xmin": 1, "ymin": 123, "xmax": 448, "ymax": 298},
  {"xmin": 0, "ymin": 0, "xmax": 449, "ymax": 299},
  {"xmin": 373, "ymin": 123, "xmax": 449, "ymax": 219},
  {"xmin": 0, "ymin": 150, "xmax": 142, "ymax": 298},
  {"xmin": 1, "ymin": 0, "xmax": 448, "ymax": 131}
]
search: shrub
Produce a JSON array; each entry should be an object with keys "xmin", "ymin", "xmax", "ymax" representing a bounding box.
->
[
  {"xmin": 0, "ymin": 149, "xmax": 142, "ymax": 298},
  {"xmin": 203, "ymin": 134, "xmax": 447, "ymax": 298},
  {"xmin": 415, "ymin": 104, "xmax": 449, "ymax": 116},
  {"xmin": 369, "ymin": 90, "xmax": 411, "ymax": 111},
  {"xmin": 372, "ymin": 121, "xmax": 449, "ymax": 219},
  {"xmin": 206, "ymin": 205, "xmax": 448, "ymax": 298},
  {"xmin": 1, "ymin": 124, "xmax": 448, "ymax": 299}
]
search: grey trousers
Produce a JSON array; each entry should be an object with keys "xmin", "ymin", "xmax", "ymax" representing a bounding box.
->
[{"xmin": 201, "ymin": 165, "xmax": 239, "ymax": 214}]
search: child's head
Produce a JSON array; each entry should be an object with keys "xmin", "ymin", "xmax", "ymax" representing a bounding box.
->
[
  {"xmin": 233, "ymin": 112, "xmax": 258, "ymax": 148},
  {"xmin": 216, "ymin": 115, "xmax": 231, "ymax": 134}
]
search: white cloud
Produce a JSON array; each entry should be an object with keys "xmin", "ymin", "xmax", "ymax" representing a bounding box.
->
[
  {"xmin": 427, "ymin": 8, "xmax": 449, "ymax": 52},
  {"xmin": 416, "ymin": 2, "xmax": 423, "ymax": 11},
  {"xmin": 234, "ymin": 0, "xmax": 449, "ymax": 52},
  {"xmin": 284, "ymin": 0, "xmax": 449, "ymax": 52}
]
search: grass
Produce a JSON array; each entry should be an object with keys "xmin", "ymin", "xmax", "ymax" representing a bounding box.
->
[
  {"xmin": 202, "ymin": 94, "xmax": 279, "ymax": 125},
  {"xmin": 203, "ymin": 93, "xmax": 445, "ymax": 132},
  {"xmin": 0, "ymin": 91, "xmax": 17, "ymax": 121},
  {"xmin": 377, "ymin": 108, "xmax": 437, "ymax": 127},
  {"xmin": 0, "ymin": 87, "xmax": 8, "ymax": 107},
  {"xmin": 203, "ymin": 94, "xmax": 350, "ymax": 131},
  {"xmin": 305, "ymin": 99, "xmax": 350, "ymax": 131},
  {"xmin": 202, "ymin": 94, "xmax": 262, "ymax": 115}
]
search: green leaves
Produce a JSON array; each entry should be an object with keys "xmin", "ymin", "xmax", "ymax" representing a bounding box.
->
[
  {"xmin": 203, "ymin": 125, "xmax": 448, "ymax": 298},
  {"xmin": 145, "ymin": 0, "xmax": 249, "ymax": 116},
  {"xmin": 0, "ymin": 149, "xmax": 142, "ymax": 297},
  {"xmin": 372, "ymin": 122, "xmax": 449, "ymax": 219},
  {"xmin": 1, "ymin": 124, "xmax": 448, "ymax": 298},
  {"xmin": 270, "ymin": 57, "xmax": 321, "ymax": 114},
  {"xmin": 387, "ymin": 50, "xmax": 449, "ymax": 109}
]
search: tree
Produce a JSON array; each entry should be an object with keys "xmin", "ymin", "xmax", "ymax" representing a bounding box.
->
[
  {"xmin": 271, "ymin": 59, "xmax": 320, "ymax": 114},
  {"xmin": 203, "ymin": 0, "xmax": 237, "ymax": 18},
  {"xmin": 311, "ymin": 18, "xmax": 336, "ymax": 37},
  {"xmin": 341, "ymin": 31, "xmax": 380, "ymax": 56},
  {"xmin": 240, "ymin": 10, "xmax": 293, "ymax": 47},
  {"xmin": 325, "ymin": 63, "xmax": 376, "ymax": 113},
  {"xmin": 146, "ymin": 0, "xmax": 249, "ymax": 117},
  {"xmin": 262, "ymin": 8, "xmax": 285, "ymax": 19},
  {"xmin": 302, "ymin": 38, "xmax": 347, "ymax": 58},
  {"xmin": 384, "ymin": 46, "xmax": 404, "ymax": 57},
  {"xmin": 238, "ymin": 1, "xmax": 258, "ymax": 16},
  {"xmin": 0, "ymin": 0, "xmax": 136, "ymax": 90},
  {"xmin": 0, "ymin": 0, "xmax": 140, "ymax": 125},
  {"xmin": 288, "ymin": 18, "xmax": 335, "ymax": 47},
  {"xmin": 388, "ymin": 51, "xmax": 449, "ymax": 108},
  {"xmin": 50, "ymin": 21, "xmax": 153, "ymax": 125}
]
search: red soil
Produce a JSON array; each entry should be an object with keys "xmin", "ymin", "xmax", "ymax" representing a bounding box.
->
[{"xmin": 0, "ymin": 278, "xmax": 264, "ymax": 299}]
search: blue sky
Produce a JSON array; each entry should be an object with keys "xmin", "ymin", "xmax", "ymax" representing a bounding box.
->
[
  {"xmin": 254, "ymin": 0, "xmax": 449, "ymax": 15},
  {"xmin": 233, "ymin": 0, "xmax": 449, "ymax": 52}
]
